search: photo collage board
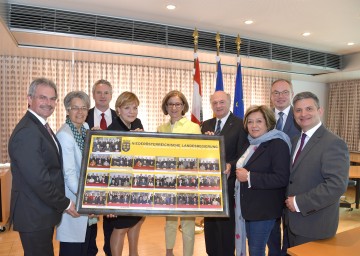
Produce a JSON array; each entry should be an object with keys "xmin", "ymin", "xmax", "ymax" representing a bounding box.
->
[{"xmin": 76, "ymin": 131, "xmax": 228, "ymax": 217}]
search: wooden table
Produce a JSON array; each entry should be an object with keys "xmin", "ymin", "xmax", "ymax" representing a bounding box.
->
[
  {"xmin": 0, "ymin": 168, "xmax": 11, "ymax": 231},
  {"xmin": 349, "ymin": 166, "xmax": 360, "ymax": 209},
  {"xmin": 287, "ymin": 226, "xmax": 360, "ymax": 256}
]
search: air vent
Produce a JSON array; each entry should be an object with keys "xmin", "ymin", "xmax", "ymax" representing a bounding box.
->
[{"xmin": 9, "ymin": 4, "xmax": 341, "ymax": 70}]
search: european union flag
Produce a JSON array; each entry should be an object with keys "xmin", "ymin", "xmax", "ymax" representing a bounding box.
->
[{"xmin": 233, "ymin": 60, "xmax": 244, "ymax": 118}]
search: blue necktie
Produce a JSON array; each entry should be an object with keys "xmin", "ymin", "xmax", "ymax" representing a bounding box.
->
[
  {"xmin": 276, "ymin": 112, "xmax": 284, "ymax": 131},
  {"xmin": 215, "ymin": 120, "xmax": 222, "ymax": 135}
]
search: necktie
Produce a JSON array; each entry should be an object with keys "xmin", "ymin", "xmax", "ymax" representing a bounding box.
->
[
  {"xmin": 276, "ymin": 112, "xmax": 284, "ymax": 131},
  {"xmin": 293, "ymin": 133, "xmax": 307, "ymax": 165},
  {"xmin": 215, "ymin": 119, "xmax": 222, "ymax": 135},
  {"xmin": 44, "ymin": 123, "xmax": 53, "ymax": 136},
  {"xmin": 100, "ymin": 113, "xmax": 107, "ymax": 130}
]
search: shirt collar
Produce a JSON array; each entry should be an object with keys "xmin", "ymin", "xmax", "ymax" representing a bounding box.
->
[
  {"xmin": 94, "ymin": 107, "xmax": 111, "ymax": 117},
  {"xmin": 303, "ymin": 122, "xmax": 322, "ymax": 139},
  {"xmin": 28, "ymin": 109, "xmax": 47, "ymax": 125},
  {"xmin": 217, "ymin": 111, "xmax": 231, "ymax": 124},
  {"xmin": 275, "ymin": 105, "xmax": 291, "ymax": 117}
]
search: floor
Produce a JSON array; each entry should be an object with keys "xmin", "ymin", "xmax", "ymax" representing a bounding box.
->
[{"xmin": 1, "ymin": 187, "xmax": 360, "ymax": 256}]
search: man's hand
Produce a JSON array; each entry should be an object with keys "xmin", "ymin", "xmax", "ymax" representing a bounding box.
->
[
  {"xmin": 66, "ymin": 201, "xmax": 80, "ymax": 217},
  {"xmin": 285, "ymin": 196, "xmax": 296, "ymax": 212},
  {"xmin": 131, "ymin": 128, "xmax": 144, "ymax": 132}
]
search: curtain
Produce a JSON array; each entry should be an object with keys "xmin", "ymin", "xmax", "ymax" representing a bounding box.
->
[
  {"xmin": 0, "ymin": 56, "xmax": 274, "ymax": 162},
  {"xmin": 327, "ymin": 80, "xmax": 360, "ymax": 151}
]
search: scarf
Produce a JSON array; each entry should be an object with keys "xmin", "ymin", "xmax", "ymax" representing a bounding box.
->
[{"xmin": 66, "ymin": 116, "xmax": 87, "ymax": 153}]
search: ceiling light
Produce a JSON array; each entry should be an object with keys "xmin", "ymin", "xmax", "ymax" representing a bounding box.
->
[
  {"xmin": 302, "ymin": 32, "xmax": 311, "ymax": 37},
  {"xmin": 166, "ymin": 5, "xmax": 176, "ymax": 10},
  {"xmin": 347, "ymin": 42, "xmax": 355, "ymax": 46},
  {"xmin": 244, "ymin": 20, "xmax": 253, "ymax": 25}
]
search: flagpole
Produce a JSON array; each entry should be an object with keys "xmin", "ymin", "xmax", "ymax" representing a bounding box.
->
[
  {"xmin": 215, "ymin": 32, "xmax": 220, "ymax": 72},
  {"xmin": 233, "ymin": 34, "xmax": 245, "ymax": 119}
]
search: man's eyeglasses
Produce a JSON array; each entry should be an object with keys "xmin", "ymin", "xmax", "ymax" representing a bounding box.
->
[
  {"xmin": 167, "ymin": 103, "xmax": 183, "ymax": 108},
  {"xmin": 271, "ymin": 90, "xmax": 290, "ymax": 97},
  {"xmin": 68, "ymin": 106, "xmax": 88, "ymax": 112}
]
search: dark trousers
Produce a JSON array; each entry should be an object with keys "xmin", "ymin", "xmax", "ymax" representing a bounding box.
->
[
  {"xmin": 19, "ymin": 227, "xmax": 54, "ymax": 256},
  {"xmin": 88, "ymin": 217, "xmax": 115, "ymax": 256},
  {"xmin": 59, "ymin": 225, "xmax": 94, "ymax": 256},
  {"xmin": 267, "ymin": 214, "xmax": 289, "ymax": 256},
  {"xmin": 287, "ymin": 226, "xmax": 314, "ymax": 247}
]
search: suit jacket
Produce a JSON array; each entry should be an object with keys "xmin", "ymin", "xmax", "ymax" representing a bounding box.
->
[
  {"xmin": 85, "ymin": 107, "xmax": 118, "ymax": 129},
  {"xmin": 287, "ymin": 125, "xmax": 349, "ymax": 239},
  {"xmin": 8, "ymin": 111, "xmax": 70, "ymax": 232},
  {"xmin": 239, "ymin": 139, "xmax": 290, "ymax": 220},
  {"xmin": 201, "ymin": 113, "xmax": 247, "ymax": 180},
  {"xmin": 56, "ymin": 122, "xmax": 90, "ymax": 242},
  {"xmin": 281, "ymin": 107, "xmax": 301, "ymax": 140}
]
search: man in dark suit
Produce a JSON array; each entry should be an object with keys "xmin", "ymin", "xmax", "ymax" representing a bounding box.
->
[
  {"xmin": 201, "ymin": 91, "xmax": 247, "ymax": 256},
  {"xmin": 85, "ymin": 79, "xmax": 117, "ymax": 256},
  {"xmin": 285, "ymin": 91, "xmax": 349, "ymax": 247},
  {"xmin": 8, "ymin": 78, "xmax": 79, "ymax": 256},
  {"xmin": 268, "ymin": 79, "xmax": 301, "ymax": 256}
]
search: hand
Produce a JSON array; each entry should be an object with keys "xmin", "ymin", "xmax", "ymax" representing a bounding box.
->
[
  {"xmin": 285, "ymin": 196, "xmax": 296, "ymax": 212},
  {"xmin": 65, "ymin": 201, "xmax": 80, "ymax": 218},
  {"xmin": 236, "ymin": 168, "xmax": 248, "ymax": 182},
  {"xmin": 88, "ymin": 214, "xmax": 98, "ymax": 219},
  {"xmin": 106, "ymin": 214, "xmax": 117, "ymax": 218},
  {"xmin": 91, "ymin": 126, "xmax": 102, "ymax": 131},
  {"xmin": 224, "ymin": 163, "xmax": 231, "ymax": 175},
  {"xmin": 131, "ymin": 128, "xmax": 144, "ymax": 132},
  {"xmin": 204, "ymin": 131, "xmax": 215, "ymax": 136}
]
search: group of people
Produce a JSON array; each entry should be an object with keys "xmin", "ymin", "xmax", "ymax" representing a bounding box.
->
[{"xmin": 8, "ymin": 77, "xmax": 349, "ymax": 256}]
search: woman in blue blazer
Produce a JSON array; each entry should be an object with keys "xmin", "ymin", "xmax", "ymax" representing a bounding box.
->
[
  {"xmin": 56, "ymin": 91, "xmax": 98, "ymax": 255},
  {"xmin": 233, "ymin": 105, "xmax": 291, "ymax": 256}
]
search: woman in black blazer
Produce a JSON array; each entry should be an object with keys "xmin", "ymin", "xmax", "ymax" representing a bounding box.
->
[{"xmin": 233, "ymin": 105, "xmax": 291, "ymax": 256}]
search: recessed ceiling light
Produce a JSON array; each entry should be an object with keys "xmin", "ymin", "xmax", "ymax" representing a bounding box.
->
[
  {"xmin": 348, "ymin": 42, "xmax": 355, "ymax": 46},
  {"xmin": 244, "ymin": 20, "xmax": 254, "ymax": 25},
  {"xmin": 302, "ymin": 32, "xmax": 311, "ymax": 37},
  {"xmin": 166, "ymin": 5, "xmax": 176, "ymax": 10}
]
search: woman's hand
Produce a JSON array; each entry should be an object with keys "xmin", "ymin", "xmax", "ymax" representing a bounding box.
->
[
  {"xmin": 106, "ymin": 214, "xmax": 117, "ymax": 218},
  {"xmin": 204, "ymin": 131, "xmax": 215, "ymax": 136},
  {"xmin": 236, "ymin": 168, "xmax": 249, "ymax": 182},
  {"xmin": 131, "ymin": 128, "xmax": 144, "ymax": 132}
]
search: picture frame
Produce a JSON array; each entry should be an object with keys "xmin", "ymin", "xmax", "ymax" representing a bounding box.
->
[{"xmin": 76, "ymin": 130, "xmax": 229, "ymax": 217}]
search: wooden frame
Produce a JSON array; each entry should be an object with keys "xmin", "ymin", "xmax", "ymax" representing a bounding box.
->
[{"xmin": 76, "ymin": 130, "xmax": 229, "ymax": 217}]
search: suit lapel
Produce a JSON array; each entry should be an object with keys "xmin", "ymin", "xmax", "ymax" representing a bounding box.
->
[
  {"xmin": 220, "ymin": 113, "xmax": 235, "ymax": 135},
  {"xmin": 283, "ymin": 108, "xmax": 293, "ymax": 134},
  {"xmin": 291, "ymin": 125, "xmax": 325, "ymax": 171},
  {"xmin": 245, "ymin": 142, "xmax": 268, "ymax": 166}
]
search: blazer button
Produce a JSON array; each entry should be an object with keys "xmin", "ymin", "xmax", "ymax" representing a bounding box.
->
[{"xmin": 289, "ymin": 181, "xmax": 293, "ymax": 184}]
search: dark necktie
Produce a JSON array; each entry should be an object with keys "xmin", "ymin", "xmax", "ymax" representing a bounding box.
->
[
  {"xmin": 215, "ymin": 119, "xmax": 222, "ymax": 135},
  {"xmin": 44, "ymin": 123, "xmax": 53, "ymax": 136},
  {"xmin": 276, "ymin": 112, "xmax": 284, "ymax": 131},
  {"xmin": 293, "ymin": 133, "xmax": 307, "ymax": 165},
  {"xmin": 100, "ymin": 113, "xmax": 107, "ymax": 130}
]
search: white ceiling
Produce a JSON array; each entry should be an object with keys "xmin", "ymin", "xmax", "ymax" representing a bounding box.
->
[{"xmin": 2, "ymin": 0, "xmax": 360, "ymax": 82}]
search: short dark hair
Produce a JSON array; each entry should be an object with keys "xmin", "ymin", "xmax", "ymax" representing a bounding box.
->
[
  {"xmin": 161, "ymin": 90, "xmax": 189, "ymax": 115},
  {"xmin": 243, "ymin": 105, "xmax": 276, "ymax": 133},
  {"xmin": 293, "ymin": 91, "xmax": 320, "ymax": 108}
]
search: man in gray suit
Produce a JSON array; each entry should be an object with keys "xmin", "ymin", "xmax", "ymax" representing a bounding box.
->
[
  {"xmin": 285, "ymin": 91, "xmax": 349, "ymax": 247},
  {"xmin": 268, "ymin": 79, "xmax": 300, "ymax": 255}
]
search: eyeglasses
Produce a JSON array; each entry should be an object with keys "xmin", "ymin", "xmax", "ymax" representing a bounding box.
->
[
  {"xmin": 33, "ymin": 95, "xmax": 58, "ymax": 103},
  {"xmin": 167, "ymin": 103, "xmax": 183, "ymax": 108},
  {"xmin": 271, "ymin": 90, "xmax": 290, "ymax": 97},
  {"xmin": 68, "ymin": 106, "xmax": 88, "ymax": 112}
]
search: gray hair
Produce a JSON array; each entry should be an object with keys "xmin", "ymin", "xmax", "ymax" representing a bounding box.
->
[
  {"xmin": 92, "ymin": 79, "xmax": 113, "ymax": 94},
  {"xmin": 293, "ymin": 91, "xmax": 320, "ymax": 108},
  {"xmin": 63, "ymin": 91, "xmax": 90, "ymax": 110},
  {"xmin": 28, "ymin": 78, "xmax": 57, "ymax": 98}
]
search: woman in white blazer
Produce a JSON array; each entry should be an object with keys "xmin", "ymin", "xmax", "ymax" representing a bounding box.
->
[{"xmin": 56, "ymin": 91, "xmax": 97, "ymax": 256}]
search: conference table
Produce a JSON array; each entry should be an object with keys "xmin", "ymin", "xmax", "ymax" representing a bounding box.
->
[
  {"xmin": 287, "ymin": 226, "xmax": 360, "ymax": 256},
  {"xmin": 349, "ymin": 165, "xmax": 360, "ymax": 209}
]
